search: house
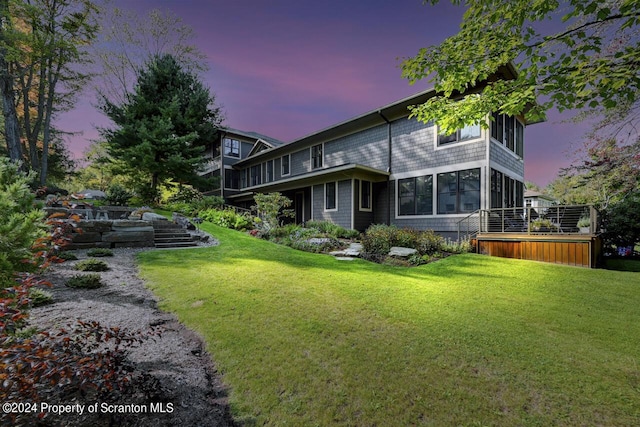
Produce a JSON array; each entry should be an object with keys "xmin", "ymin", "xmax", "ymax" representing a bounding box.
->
[
  {"xmin": 524, "ymin": 189, "xmax": 555, "ymax": 208},
  {"xmin": 207, "ymin": 68, "xmax": 530, "ymax": 239},
  {"xmin": 201, "ymin": 127, "xmax": 286, "ymax": 200}
]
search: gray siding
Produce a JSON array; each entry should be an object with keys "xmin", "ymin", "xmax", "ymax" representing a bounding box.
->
[
  {"xmin": 324, "ymin": 125, "xmax": 388, "ymax": 171},
  {"xmin": 291, "ymin": 149, "xmax": 310, "ymax": 177},
  {"xmin": 490, "ymin": 142, "xmax": 524, "ymax": 177},
  {"xmin": 391, "ymin": 118, "xmax": 486, "ymax": 174},
  {"xmin": 312, "ymin": 180, "xmax": 352, "ymax": 229}
]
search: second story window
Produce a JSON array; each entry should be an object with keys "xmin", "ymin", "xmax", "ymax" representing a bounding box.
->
[
  {"xmin": 281, "ymin": 154, "xmax": 290, "ymax": 176},
  {"xmin": 491, "ymin": 113, "xmax": 524, "ymax": 157},
  {"xmin": 438, "ymin": 123, "xmax": 481, "ymax": 145},
  {"xmin": 223, "ymin": 138, "xmax": 240, "ymax": 158},
  {"xmin": 311, "ymin": 144, "xmax": 323, "ymax": 169},
  {"xmin": 265, "ymin": 160, "xmax": 274, "ymax": 182}
]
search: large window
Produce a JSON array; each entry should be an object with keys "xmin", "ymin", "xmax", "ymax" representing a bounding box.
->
[
  {"xmin": 281, "ymin": 154, "xmax": 290, "ymax": 176},
  {"xmin": 325, "ymin": 181, "xmax": 337, "ymax": 210},
  {"xmin": 491, "ymin": 168, "xmax": 524, "ymax": 208},
  {"xmin": 437, "ymin": 168, "xmax": 480, "ymax": 214},
  {"xmin": 223, "ymin": 138, "xmax": 240, "ymax": 158},
  {"xmin": 438, "ymin": 123, "xmax": 481, "ymax": 145},
  {"xmin": 250, "ymin": 164, "xmax": 261, "ymax": 186},
  {"xmin": 360, "ymin": 180, "xmax": 372, "ymax": 211},
  {"xmin": 491, "ymin": 113, "xmax": 524, "ymax": 157},
  {"xmin": 398, "ymin": 175, "xmax": 433, "ymax": 216},
  {"xmin": 224, "ymin": 169, "xmax": 240, "ymax": 190},
  {"xmin": 311, "ymin": 144, "xmax": 323, "ymax": 169}
]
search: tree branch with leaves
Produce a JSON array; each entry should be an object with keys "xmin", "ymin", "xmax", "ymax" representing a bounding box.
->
[{"xmin": 402, "ymin": 0, "xmax": 640, "ymax": 134}]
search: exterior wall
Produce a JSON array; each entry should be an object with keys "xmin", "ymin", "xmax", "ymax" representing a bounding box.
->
[
  {"xmin": 324, "ymin": 125, "xmax": 388, "ymax": 171},
  {"xmin": 311, "ymin": 180, "xmax": 352, "ymax": 229},
  {"xmin": 387, "ymin": 179, "xmax": 470, "ymax": 238},
  {"xmin": 489, "ymin": 141, "xmax": 524, "ymax": 179},
  {"xmin": 391, "ymin": 118, "xmax": 486, "ymax": 174}
]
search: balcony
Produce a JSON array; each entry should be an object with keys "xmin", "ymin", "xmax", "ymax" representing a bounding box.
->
[{"xmin": 199, "ymin": 156, "xmax": 221, "ymax": 175}]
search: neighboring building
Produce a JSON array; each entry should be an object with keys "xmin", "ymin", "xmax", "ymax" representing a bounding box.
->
[
  {"xmin": 524, "ymin": 190, "xmax": 555, "ymax": 208},
  {"xmin": 201, "ymin": 127, "xmax": 286, "ymax": 200},
  {"xmin": 208, "ymin": 67, "xmax": 531, "ymax": 238}
]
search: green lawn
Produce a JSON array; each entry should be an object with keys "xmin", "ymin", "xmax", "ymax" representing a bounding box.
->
[{"xmin": 138, "ymin": 224, "xmax": 640, "ymax": 426}]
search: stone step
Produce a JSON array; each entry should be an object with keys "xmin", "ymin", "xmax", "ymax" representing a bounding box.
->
[
  {"xmin": 155, "ymin": 241, "xmax": 199, "ymax": 249},
  {"xmin": 154, "ymin": 236, "xmax": 196, "ymax": 244},
  {"xmin": 152, "ymin": 220, "xmax": 184, "ymax": 230},
  {"xmin": 153, "ymin": 231, "xmax": 193, "ymax": 238}
]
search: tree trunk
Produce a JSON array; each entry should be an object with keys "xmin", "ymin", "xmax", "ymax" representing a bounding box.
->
[{"xmin": 0, "ymin": 0, "xmax": 23, "ymax": 164}]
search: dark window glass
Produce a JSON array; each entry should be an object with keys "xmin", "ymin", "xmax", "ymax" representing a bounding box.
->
[
  {"xmin": 491, "ymin": 169, "xmax": 503, "ymax": 208},
  {"xmin": 250, "ymin": 164, "xmax": 261, "ymax": 186},
  {"xmin": 223, "ymin": 138, "xmax": 240, "ymax": 157},
  {"xmin": 515, "ymin": 120, "xmax": 524, "ymax": 157},
  {"xmin": 437, "ymin": 169, "xmax": 480, "ymax": 214},
  {"xmin": 325, "ymin": 182, "xmax": 336, "ymax": 210},
  {"xmin": 361, "ymin": 180, "xmax": 371, "ymax": 210},
  {"xmin": 439, "ymin": 124, "xmax": 481, "ymax": 145},
  {"xmin": 398, "ymin": 176, "xmax": 433, "ymax": 215},
  {"xmin": 312, "ymin": 144, "xmax": 323, "ymax": 169},
  {"xmin": 282, "ymin": 155, "xmax": 290, "ymax": 175},
  {"xmin": 225, "ymin": 169, "xmax": 240, "ymax": 189}
]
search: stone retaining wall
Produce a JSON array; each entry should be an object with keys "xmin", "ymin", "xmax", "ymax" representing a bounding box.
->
[{"xmin": 68, "ymin": 220, "xmax": 155, "ymax": 249}]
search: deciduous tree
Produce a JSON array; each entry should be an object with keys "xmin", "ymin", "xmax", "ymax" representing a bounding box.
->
[
  {"xmin": 402, "ymin": 0, "xmax": 640, "ymax": 134},
  {"xmin": 93, "ymin": 5, "xmax": 207, "ymax": 106}
]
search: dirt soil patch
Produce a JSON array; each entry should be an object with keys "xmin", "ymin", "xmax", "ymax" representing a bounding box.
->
[{"xmin": 27, "ymin": 246, "xmax": 236, "ymax": 427}]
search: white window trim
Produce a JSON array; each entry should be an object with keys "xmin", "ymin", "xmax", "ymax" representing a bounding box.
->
[
  {"xmin": 324, "ymin": 181, "xmax": 338, "ymax": 212},
  {"xmin": 433, "ymin": 124, "xmax": 484, "ymax": 151},
  {"xmin": 359, "ymin": 180, "xmax": 372, "ymax": 212},
  {"xmin": 281, "ymin": 154, "xmax": 291, "ymax": 177},
  {"xmin": 310, "ymin": 143, "xmax": 324, "ymax": 170}
]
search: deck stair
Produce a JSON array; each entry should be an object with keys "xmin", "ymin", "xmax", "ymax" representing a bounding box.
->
[{"xmin": 152, "ymin": 220, "xmax": 199, "ymax": 249}]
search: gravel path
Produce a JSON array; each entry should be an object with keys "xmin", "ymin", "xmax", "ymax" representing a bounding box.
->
[{"xmin": 27, "ymin": 242, "xmax": 235, "ymax": 427}]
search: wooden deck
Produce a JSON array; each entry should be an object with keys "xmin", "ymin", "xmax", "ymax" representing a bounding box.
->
[{"xmin": 475, "ymin": 233, "xmax": 602, "ymax": 268}]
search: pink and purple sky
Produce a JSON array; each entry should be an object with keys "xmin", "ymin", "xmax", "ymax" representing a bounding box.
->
[{"xmin": 56, "ymin": 0, "xmax": 591, "ymax": 187}]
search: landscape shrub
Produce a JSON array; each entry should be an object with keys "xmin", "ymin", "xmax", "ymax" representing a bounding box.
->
[
  {"xmin": 166, "ymin": 185, "xmax": 203, "ymax": 204},
  {"xmin": 66, "ymin": 273, "xmax": 103, "ymax": 289},
  {"xmin": 28, "ymin": 288, "xmax": 53, "ymax": 307},
  {"xmin": 166, "ymin": 195, "xmax": 225, "ymax": 216},
  {"xmin": 0, "ymin": 158, "xmax": 47, "ymax": 287},
  {"xmin": 75, "ymin": 259, "xmax": 110, "ymax": 272},
  {"xmin": 305, "ymin": 220, "xmax": 360, "ymax": 239},
  {"xmin": 441, "ymin": 238, "xmax": 473, "ymax": 254},
  {"xmin": 105, "ymin": 184, "xmax": 133, "ymax": 206},
  {"xmin": 395, "ymin": 228, "xmax": 419, "ymax": 249},
  {"xmin": 200, "ymin": 208, "xmax": 252, "ymax": 231},
  {"xmin": 253, "ymin": 192, "xmax": 294, "ymax": 233},
  {"xmin": 56, "ymin": 251, "xmax": 78, "ymax": 261},
  {"xmin": 415, "ymin": 229, "xmax": 444, "ymax": 255},
  {"xmin": 288, "ymin": 237, "xmax": 342, "ymax": 253},
  {"xmin": 361, "ymin": 224, "xmax": 399, "ymax": 255},
  {"xmin": 87, "ymin": 248, "xmax": 114, "ymax": 257}
]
